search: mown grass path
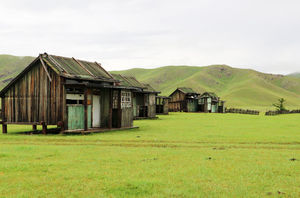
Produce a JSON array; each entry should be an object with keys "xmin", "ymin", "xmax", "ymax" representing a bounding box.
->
[{"xmin": 0, "ymin": 113, "xmax": 299, "ymax": 197}]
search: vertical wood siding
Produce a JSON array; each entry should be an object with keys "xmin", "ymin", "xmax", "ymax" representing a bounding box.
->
[
  {"xmin": 169, "ymin": 90, "xmax": 186, "ymax": 112},
  {"xmin": 163, "ymin": 99, "xmax": 169, "ymax": 114},
  {"xmin": 3, "ymin": 62, "xmax": 65, "ymax": 125},
  {"xmin": 148, "ymin": 93, "xmax": 156, "ymax": 118},
  {"xmin": 121, "ymin": 90, "xmax": 133, "ymax": 128}
]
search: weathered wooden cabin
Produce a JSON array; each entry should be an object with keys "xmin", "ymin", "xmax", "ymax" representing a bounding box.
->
[
  {"xmin": 156, "ymin": 96, "xmax": 170, "ymax": 115},
  {"xmin": 111, "ymin": 74, "xmax": 160, "ymax": 119},
  {"xmin": 198, "ymin": 92, "xmax": 225, "ymax": 113},
  {"xmin": 168, "ymin": 87, "xmax": 200, "ymax": 112},
  {"xmin": 0, "ymin": 53, "xmax": 136, "ymax": 134}
]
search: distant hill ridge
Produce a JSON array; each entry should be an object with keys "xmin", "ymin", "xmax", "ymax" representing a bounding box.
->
[
  {"xmin": 111, "ymin": 65, "xmax": 300, "ymax": 110},
  {"xmin": 0, "ymin": 54, "xmax": 35, "ymax": 88},
  {"xmin": 1, "ymin": 54, "xmax": 300, "ymax": 110}
]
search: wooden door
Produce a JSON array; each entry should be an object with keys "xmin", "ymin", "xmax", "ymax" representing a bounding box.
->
[{"xmin": 93, "ymin": 95, "xmax": 101, "ymax": 127}]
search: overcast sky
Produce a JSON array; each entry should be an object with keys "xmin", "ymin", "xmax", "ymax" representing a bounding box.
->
[{"xmin": 0, "ymin": 0, "xmax": 299, "ymax": 74}]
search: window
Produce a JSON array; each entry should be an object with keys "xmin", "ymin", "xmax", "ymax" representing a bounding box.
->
[
  {"xmin": 113, "ymin": 90, "xmax": 119, "ymax": 109},
  {"xmin": 121, "ymin": 91, "xmax": 132, "ymax": 108},
  {"xmin": 66, "ymin": 94, "xmax": 84, "ymax": 105}
]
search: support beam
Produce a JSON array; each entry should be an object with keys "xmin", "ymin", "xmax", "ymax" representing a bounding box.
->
[
  {"xmin": 84, "ymin": 88, "xmax": 88, "ymax": 132},
  {"xmin": 39, "ymin": 56, "xmax": 52, "ymax": 82},
  {"xmin": 118, "ymin": 89, "xmax": 122, "ymax": 128},
  {"xmin": 73, "ymin": 58, "xmax": 95, "ymax": 77},
  {"xmin": 1, "ymin": 97, "xmax": 7, "ymax": 134},
  {"xmin": 108, "ymin": 89, "xmax": 113, "ymax": 129},
  {"xmin": 95, "ymin": 62, "xmax": 115, "ymax": 79}
]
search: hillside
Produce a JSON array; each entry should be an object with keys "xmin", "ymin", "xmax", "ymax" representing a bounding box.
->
[
  {"xmin": 112, "ymin": 65, "xmax": 300, "ymax": 110},
  {"xmin": 288, "ymin": 72, "xmax": 300, "ymax": 78},
  {"xmin": 0, "ymin": 55, "xmax": 35, "ymax": 88},
  {"xmin": 1, "ymin": 54, "xmax": 300, "ymax": 110}
]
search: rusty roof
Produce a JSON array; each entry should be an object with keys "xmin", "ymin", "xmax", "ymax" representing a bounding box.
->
[{"xmin": 41, "ymin": 53, "xmax": 115, "ymax": 82}]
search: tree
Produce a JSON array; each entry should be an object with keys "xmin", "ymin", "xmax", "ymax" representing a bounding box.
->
[{"xmin": 273, "ymin": 98, "xmax": 286, "ymax": 112}]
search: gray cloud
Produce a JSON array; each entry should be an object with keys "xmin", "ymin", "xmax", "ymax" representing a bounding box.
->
[{"xmin": 0, "ymin": 0, "xmax": 300, "ymax": 74}]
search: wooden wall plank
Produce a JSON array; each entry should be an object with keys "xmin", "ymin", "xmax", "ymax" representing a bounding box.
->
[{"xmin": 2, "ymin": 61, "xmax": 63, "ymax": 126}]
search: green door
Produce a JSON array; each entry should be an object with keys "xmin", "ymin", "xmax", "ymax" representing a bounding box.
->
[
  {"xmin": 68, "ymin": 105, "xmax": 92, "ymax": 130},
  {"xmin": 212, "ymin": 104, "xmax": 216, "ymax": 113}
]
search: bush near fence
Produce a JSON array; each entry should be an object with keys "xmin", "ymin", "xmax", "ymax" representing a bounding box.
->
[
  {"xmin": 265, "ymin": 109, "xmax": 300, "ymax": 116},
  {"xmin": 225, "ymin": 108, "xmax": 259, "ymax": 115}
]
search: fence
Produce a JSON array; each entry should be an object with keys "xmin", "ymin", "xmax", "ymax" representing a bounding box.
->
[
  {"xmin": 265, "ymin": 109, "xmax": 300, "ymax": 116},
  {"xmin": 225, "ymin": 108, "xmax": 259, "ymax": 115}
]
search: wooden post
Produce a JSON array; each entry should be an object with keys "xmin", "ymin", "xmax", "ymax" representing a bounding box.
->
[
  {"xmin": 32, "ymin": 124, "xmax": 37, "ymax": 131},
  {"xmin": 2, "ymin": 124, "xmax": 7, "ymax": 134},
  {"xmin": 118, "ymin": 89, "xmax": 122, "ymax": 128},
  {"xmin": 1, "ymin": 97, "xmax": 7, "ymax": 134},
  {"xmin": 61, "ymin": 78, "xmax": 68, "ymax": 131},
  {"xmin": 57, "ymin": 121, "xmax": 64, "ymax": 133},
  {"xmin": 42, "ymin": 122, "xmax": 47, "ymax": 135},
  {"xmin": 84, "ymin": 88, "xmax": 88, "ymax": 132},
  {"xmin": 108, "ymin": 89, "xmax": 113, "ymax": 129}
]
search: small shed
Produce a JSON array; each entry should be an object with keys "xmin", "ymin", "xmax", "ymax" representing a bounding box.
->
[
  {"xmin": 198, "ymin": 92, "xmax": 225, "ymax": 113},
  {"xmin": 111, "ymin": 74, "xmax": 160, "ymax": 119},
  {"xmin": 156, "ymin": 96, "xmax": 170, "ymax": 115},
  {"xmin": 168, "ymin": 87, "xmax": 200, "ymax": 112},
  {"xmin": 0, "ymin": 53, "xmax": 136, "ymax": 134}
]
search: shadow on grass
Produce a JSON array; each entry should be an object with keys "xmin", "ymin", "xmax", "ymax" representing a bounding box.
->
[{"xmin": 6, "ymin": 126, "xmax": 141, "ymax": 136}]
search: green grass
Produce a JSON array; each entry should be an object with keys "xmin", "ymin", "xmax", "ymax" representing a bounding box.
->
[{"xmin": 0, "ymin": 113, "xmax": 299, "ymax": 197}]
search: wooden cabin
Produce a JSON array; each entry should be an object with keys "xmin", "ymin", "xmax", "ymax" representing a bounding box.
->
[
  {"xmin": 156, "ymin": 96, "xmax": 170, "ymax": 115},
  {"xmin": 0, "ymin": 53, "xmax": 136, "ymax": 134},
  {"xmin": 168, "ymin": 87, "xmax": 200, "ymax": 112},
  {"xmin": 111, "ymin": 74, "xmax": 160, "ymax": 119},
  {"xmin": 198, "ymin": 92, "xmax": 225, "ymax": 113}
]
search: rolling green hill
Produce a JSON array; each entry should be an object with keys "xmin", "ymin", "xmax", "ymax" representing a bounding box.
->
[
  {"xmin": 112, "ymin": 65, "xmax": 300, "ymax": 110},
  {"xmin": 288, "ymin": 72, "xmax": 300, "ymax": 78},
  {"xmin": 1, "ymin": 54, "xmax": 300, "ymax": 111},
  {"xmin": 0, "ymin": 54, "xmax": 35, "ymax": 88}
]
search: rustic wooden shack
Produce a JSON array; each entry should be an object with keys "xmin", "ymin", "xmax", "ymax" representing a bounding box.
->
[
  {"xmin": 198, "ymin": 92, "xmax": 225, "ymax": 113},
  {"xmin": 168, "ymin": 87, "xmax": 200, "ymax": 112},
  {"xmin": 0, "ymin": 53, "xmax": 136, "ymax": 134},
  {"xmin": 156, "ymin": 96, "xmax": 170, "ymax": 115},
  {"xmin": 111, "ymin": 74, "xmax": 160, "ymax": 119}
]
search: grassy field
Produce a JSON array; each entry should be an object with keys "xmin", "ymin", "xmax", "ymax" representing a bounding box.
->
[{"xmin": 0, "ymin": 113, "xmax": 299, "ymax": 197}]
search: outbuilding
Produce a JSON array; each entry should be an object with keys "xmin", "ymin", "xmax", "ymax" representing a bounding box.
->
[
  {"xmin": 198, "ymin": 92, "xmax": 225, "ymax": 113},
  {"xmin": 0, "ymin": 53, "xmax": 136, "ymax": 134},
  {"xmin": 168, "ymin": 87, "xmax": 200, "ymax": 112},
  {"xmin": 156, "ymin": 96, "xmax": 170, "ymax": 115},
  {"xmin": 111, "ymin": 74, "xmax": 160, "ymax": 119}
]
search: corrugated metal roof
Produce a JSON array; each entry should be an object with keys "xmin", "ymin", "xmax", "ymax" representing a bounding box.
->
[
  {"xmin": 111, "ymin": 74, "xmax": 134, "ymax": 88},
  {"xmin": 142, "ymin": 83, "xmax": 159, "ymax": 93},
  {"xmin": 178, "ymin": 87, "xmax": 197, "ymax": 94},
  {"xmin": 41, "ymin": 53, "xmax": 115, "ymax": 82},
  {"xmin": 200, "ymin": 92, "xmax": 219, "ymax": 100},
  {"xmin": 111, "ymin": 74, "xmax": 159, "ymax": 93}
]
